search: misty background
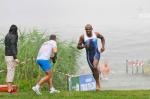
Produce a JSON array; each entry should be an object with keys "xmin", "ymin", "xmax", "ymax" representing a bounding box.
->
[
  {"xmin": 0, "ymin": 0, "xmax": 150, "ymax": 29},
  {"xmin": 0, "ymin": 0, "xmax": 150, "ymax": 89}
]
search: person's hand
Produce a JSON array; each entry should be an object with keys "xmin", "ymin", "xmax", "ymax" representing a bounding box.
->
[
  {"xmin": 83, "ymin": 44, "xmax": 90, "ymax": 48},
  {"xmin": 15, "ymin": 59, "xmax": 20, "ymax": 64},
  {"xmin": 100, "ymin": 47, "xmax": 105, "ymax": 53},
  {"xmin": 52, "ymin": 58, "xmax": 56, "ymax": 64},
  {"xmin": 51, "ymin": 56, "xmax": 57, "ymax": 64}
]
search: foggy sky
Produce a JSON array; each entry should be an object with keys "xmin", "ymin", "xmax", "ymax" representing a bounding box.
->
[{"xmin": 0, "ymin": 0, "xmax": 150, "ymax": 27}]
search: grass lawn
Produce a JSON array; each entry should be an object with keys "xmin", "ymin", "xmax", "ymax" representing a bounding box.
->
[{"xmin": 0, "ymin": 90, "xmax": 150, "ymax": 99}]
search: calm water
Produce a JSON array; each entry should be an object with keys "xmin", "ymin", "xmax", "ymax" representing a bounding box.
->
[
  {"xmin": 51, "ymin": 24, "xmax": 150, "ymax": 90},
  {"xmin": 1, "ymin": 24, "xmax": 150, "ymax": 89},
  {"xmin": 1, "ymin": 0, "xmax": 150, "ymax": 90}
]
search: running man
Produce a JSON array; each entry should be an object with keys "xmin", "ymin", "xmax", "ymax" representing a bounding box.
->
[
  {"xmin": 77, "ymin": 24, "xmax": 105, "ymax": 90},
  {"xmin": 32, "ymin": 34, "xmax": 59, "ymax": 95}
]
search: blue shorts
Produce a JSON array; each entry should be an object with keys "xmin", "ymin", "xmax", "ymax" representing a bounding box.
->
[
  {"xmin": 36, "ymin": 60, "xmax": 52, "ymax": 72},
  {"xmin": 86, "ymin": 50, "xmax": 100, "ymax": 69}
]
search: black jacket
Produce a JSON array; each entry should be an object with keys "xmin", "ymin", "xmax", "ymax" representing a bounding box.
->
[{"xmin": 4, "ymin": 32, "xmax": 18, "ymax": 59}]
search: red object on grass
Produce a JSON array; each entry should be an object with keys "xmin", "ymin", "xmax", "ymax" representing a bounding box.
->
[{"xmin": 0, "ymin": 85, "xmax": 17, "ymax": 93}]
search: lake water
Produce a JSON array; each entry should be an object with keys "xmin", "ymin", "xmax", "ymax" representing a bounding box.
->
[{"xmin": 0, "ymin": 23, "xmax": 150, "ymax": 90}]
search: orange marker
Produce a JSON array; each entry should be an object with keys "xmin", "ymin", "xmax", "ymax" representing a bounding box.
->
[{"xmin": 0, "ymin": 85, "xmax": 18, "ymax": 93}]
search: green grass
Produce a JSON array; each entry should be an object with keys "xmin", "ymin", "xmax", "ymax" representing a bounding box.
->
[
  {"xmin": 0, "ymin": 29, "xmax": 81, "ymax": 91},
  {"xmin": 1, "ymin": 90, "xmax": 150, "ymax": 99},
  {"xmin": 1, "ymin": 29, "xmax": 150, "ymax": 99}
]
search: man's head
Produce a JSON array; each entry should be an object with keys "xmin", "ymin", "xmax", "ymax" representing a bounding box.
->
[
  {"xmin": 85, "ymin": 24, "xmax": 93, "ymax": 35},
  {"xmin": 49, "ymin": 34, "xmax": 56, "ymax": 41}
]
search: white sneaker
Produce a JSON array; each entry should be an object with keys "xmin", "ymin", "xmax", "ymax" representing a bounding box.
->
[
  {"xmin": 32, "ymin": 86, "xmax": 42, "ymax": 95},
  {"xmin": 49, "ymin": 88, "xmax": 60, "ymax": 94}
]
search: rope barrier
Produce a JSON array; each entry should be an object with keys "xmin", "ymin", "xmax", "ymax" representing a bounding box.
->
[
  {"xmin": 0, "ymin": 58, "xmax": 73, "ymax": 77},
  {"xmin": 55, "ymin": 70, "xmax": 72, "ymax": 77}
]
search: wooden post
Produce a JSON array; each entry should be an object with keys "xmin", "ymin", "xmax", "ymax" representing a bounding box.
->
[
  {"xmin": 67, "ymin": 77, "xmax": 71, "ymax": 91},
  {"xmin": 132, "ymin": 60, "xmax": 134, "ymax": 75},
  {"xmin": 136, "ymin": 66, "xmax": 139, "ymax": 74},
  {"xmin": 142, "ymin": 65, "xmax": 144, "ymax": 74},
  {"xmin": 126, "ymin": 60, "xmax": 128, "ymax": 74},
  {"xmin": 136, "ymin": 61, "xmax": 138, "ymax": 74}
]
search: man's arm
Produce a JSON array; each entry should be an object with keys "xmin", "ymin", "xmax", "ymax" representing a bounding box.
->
[
  {"xmin": 96, "ymin": 32, "xmax": 105, "ymax": 53},
  {"xmin": 51, "ymin": 47, "xmax": 57, "ymax": 63},
  {"xmin": 77, "ymin": 35, "xmax": 84, "ymax": 49}
]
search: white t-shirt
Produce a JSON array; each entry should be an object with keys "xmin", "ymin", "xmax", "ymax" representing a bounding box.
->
[{"xmin": 37, "ymin": 40, "xmax": 57, "ymax": 60}]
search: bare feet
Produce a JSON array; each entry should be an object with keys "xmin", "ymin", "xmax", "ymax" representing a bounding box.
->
[
  {"xmin": 8, "ymin": 86, "xmax": 13, "ymax": 93},
  {"xmin": 96, "ymin": 88, "xmax": 100, "ymax": 91}
]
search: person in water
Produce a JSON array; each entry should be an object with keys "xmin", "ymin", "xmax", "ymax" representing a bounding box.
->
[{"xmin": 99, "ymin": 61, "xmax": 111, "ymax": 80}]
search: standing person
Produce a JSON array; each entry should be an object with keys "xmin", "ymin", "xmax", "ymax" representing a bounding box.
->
[
  {"xmin": 4, "ymin": 24, "xmax": 20, "ymax": 93},
  {"xmin": 32, "ymin": 34, "xmax": 59, "ymax": 95},
  {"xmin": 77, "ymin": 24, "xmax": 105, "ymax": 90}
]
